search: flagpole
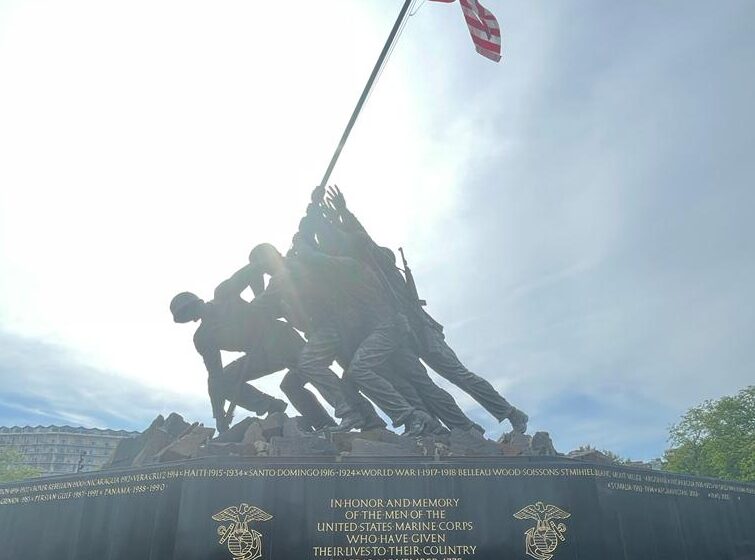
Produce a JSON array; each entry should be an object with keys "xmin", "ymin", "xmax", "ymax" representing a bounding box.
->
[{"xmin": 318, "ymin": 0, "xmax": 414, "ymax": 189}]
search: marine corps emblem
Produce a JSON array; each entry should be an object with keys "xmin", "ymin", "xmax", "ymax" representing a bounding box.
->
[
  {"xmin": 513, "ymin": 501, "xmax": 571, "ymax": 560},
  {"xmin": 212, "ymin": 503, "xmax": 273, "ymax": 560}
]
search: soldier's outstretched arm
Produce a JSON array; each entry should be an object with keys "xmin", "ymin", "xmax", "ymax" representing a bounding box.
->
[
  {"xmin": 248, "ymin": 275, "xmax": 286, "ymax": 319},
  {"xmin": 301, "ymin": 202, "xmax": 358, "ymax": 257},
  {"xmin": 325, "ymin": 186, "xmax": 383, "ymax": 260},
  {"xmin": 213, "ymin": 264, "xmax": 260, "ymax": 301},
  {"xmin": 291, "ymin": 232, "xmax": 348, "ymax": 269},
  {"xmin": 326, "ymin": 185, "xmax": 368, "ymax": 235}
]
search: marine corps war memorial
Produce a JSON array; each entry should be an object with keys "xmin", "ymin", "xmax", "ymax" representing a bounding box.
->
[{"xmin": 1, "ymin": 1, "xmax": 754, "ymax": 559}]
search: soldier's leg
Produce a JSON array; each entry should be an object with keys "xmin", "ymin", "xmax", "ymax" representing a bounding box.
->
[
  {"xmin": 236, "ymin": 384, "xmax": 287, "ymax": 415},
  {"xmin": 222, "ymin": 357, "xmax": 287, "ymax": 415},
  {"xmin": 422, "ymin": 331, "xmax": 513, "ymax": 419},
  {"xmin": 279, "ymin": 371, "xmax": 337, "ymax": 430},
  {"xmin": 335, "ymin": 359, "xmax": 387, "ymax": 430},
  {"xmin": 269, "ymin": 328, "xmax": 354, "ymax": 423},
  {"xmin": 375, "ymin": 362, "xmax": 429, "ymax": 413},
  {"xmin": 391, "ymin": 345, "xmax": 477, "ymax": 431},
  {"xmin": 231, "ymin": 346, "xmax": 285, "ymax": 381},
  {"xmin": 376, "ymin": 361, "xmax": 448, "ymax": 434},
  {"xmin": 294, "ymin": 326, "xmax": 353, "ymax": 419},
  {"xmin": 421, "ymin": 330, "xmax": 527, "ymax": 431},
  {"xmin": 344, "ymin": 321, "xmax": 418, "ymax": 428},
  {"xmin": 338, "ymin": 379, "xmax": 388, "ymax": 430},
  {"xmin": 217, "ymin": 335, "xmax": 328, "ymax": 426}
]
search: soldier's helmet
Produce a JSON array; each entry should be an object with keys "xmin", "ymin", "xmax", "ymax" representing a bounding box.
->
[
  {"xmin": 170, "ymin": 291, "xmax": 202, "ymax": 323},
  {"xmin": 378, "ymin": 246, "xmax": 396, "ymax": 266},
  {"xmin": 248, "ymin": 243, "xmax": 282, "ymax": 271}
]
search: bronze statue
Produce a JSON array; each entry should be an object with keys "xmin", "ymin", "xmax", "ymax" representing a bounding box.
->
[
  {"xmin": 293, "ymin": 193, "xmax": 484, "ymax": 433},
  {"xmin": 247, "ymin": 241, "xmax": 434, "ymax": 436},
  {"xmin": 171, "ymin": 183, "xmax": 528, "ymax": 437},
  {"xmin": 319, "ymin": 185, "xmax": 528, "ymax": 433},
  {"xmin": 169, "ymin": 269, "xmax": 352, "ymax": 433}
]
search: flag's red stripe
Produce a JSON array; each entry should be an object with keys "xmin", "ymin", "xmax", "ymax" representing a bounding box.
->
[
  {"xmin": 461, "ymin": 5, "xmax": 499, "ymax": 27},
  {"xmin": 469, "ymin": 24, "xmax": 500, "ymax": 40},
  {"xmin": 475, "ymin": 44, "xmax": 501, "ymax": 62},
  {"xmin": 430, "ymin": 0, "xmax": 503, "ymax": 62},
  {"xmin": 472, "ymin": 35, "xmax": 500, "ymax": 53},
  {"xmin": 463, "ymin": 15, "xmax": 501, "ymax": 36}
]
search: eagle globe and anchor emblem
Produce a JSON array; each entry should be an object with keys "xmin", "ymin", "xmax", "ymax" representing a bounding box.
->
[
  {"xmin": 212, "ymin": 503, "xmax": 273, "ymax": 560},
  {"xmin": 513, "ymin": 501, "xmax": 571, "ymax": 560}
]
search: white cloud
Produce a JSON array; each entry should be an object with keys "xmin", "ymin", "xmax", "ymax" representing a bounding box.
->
[
  {"xmin": 0, "ymin": 1, "xmax": 464, "ymax": 401},
  {"xmin": 1, "ymin": 0, "xmax": 753, "ymax": 459}
]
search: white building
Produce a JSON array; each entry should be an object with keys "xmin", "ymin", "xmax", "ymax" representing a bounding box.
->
[{"xmin": 0, "ymin": 425, "xmax": 139, "ymax": 476}]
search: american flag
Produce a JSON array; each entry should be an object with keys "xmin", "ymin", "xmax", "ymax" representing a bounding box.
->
[{"xmin": 431, "ymin": 0, "xmax": 502, "ymax": 62}]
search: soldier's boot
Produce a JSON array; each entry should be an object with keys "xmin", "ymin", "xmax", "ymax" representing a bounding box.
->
[
  {"xmin": 470, "ymin": 422, "xmax": 486, "ymax": 435},
  {"xmin": 355, "ymin": 402, "xmax": 388, "ymax": 431},
  {"xmin": 404, "ymin": 410, "xmax": 434, "ymax": 437},
  {"xmin": 296, "ymin": 416, "xmax": 320, "ymax": 432},
  {"xmin": 427, "ymin": 417, "xmax": 450, "ymax": 436},
  {"xmin": 432, "ymin": 425, "xmax": 451, "ymax": 436},
  {"xmin": 361, "ymin": 416, "xmax": 388, "ymax": 431},
  {"xmin": 401, "ymin": 415, "xmax": 451, "ymax": 436},
  {"xmin": 328, "ymin": 411, "xmax": 367, "ymax": 433},
  {"xmin": 508, "ymin": 407, "xmax": 528, "ymax": 434},
  {"xmin": 265, "ymin": 398, "xmax": 288, "ymax": 416}
]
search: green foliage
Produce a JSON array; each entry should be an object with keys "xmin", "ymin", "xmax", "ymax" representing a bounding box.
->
[
  {"xmin": 575, "ymin": 444, "xmax": 630, "ymax": 464},
  {"xmin": 663, "ymin": 386, "xmax": 755, "ymax": 482},
  {"xmin": 0, "ymin": 447, "xmax": 40, "ymax": 483}
]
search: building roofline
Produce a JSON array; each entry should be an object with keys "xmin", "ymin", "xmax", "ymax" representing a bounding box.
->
[{"xmin": 0, "ymin": 425, "xmax": 139, "ymax": 436}]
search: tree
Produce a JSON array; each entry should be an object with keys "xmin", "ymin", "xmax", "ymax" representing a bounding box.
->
[
  {"xmin": 0, "ymin": 447, "xmax": 40, "ymax": 483},
  {"xmin": 573, "ymin": 444, "xmax": 630, "ymax": 464},
  {"xmin": 663, "ymin": 386, "xmax": 755, "ymax": 482}
]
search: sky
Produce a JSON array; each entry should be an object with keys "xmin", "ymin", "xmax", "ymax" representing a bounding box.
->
[{"xmin": 0, "ymin": 0, "xmax": 753, "ymax": 461}]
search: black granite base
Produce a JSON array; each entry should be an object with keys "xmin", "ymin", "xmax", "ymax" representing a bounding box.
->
[{"xmin": 1, "ymin": 457, "xmax": 753, "ymax": 560}]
